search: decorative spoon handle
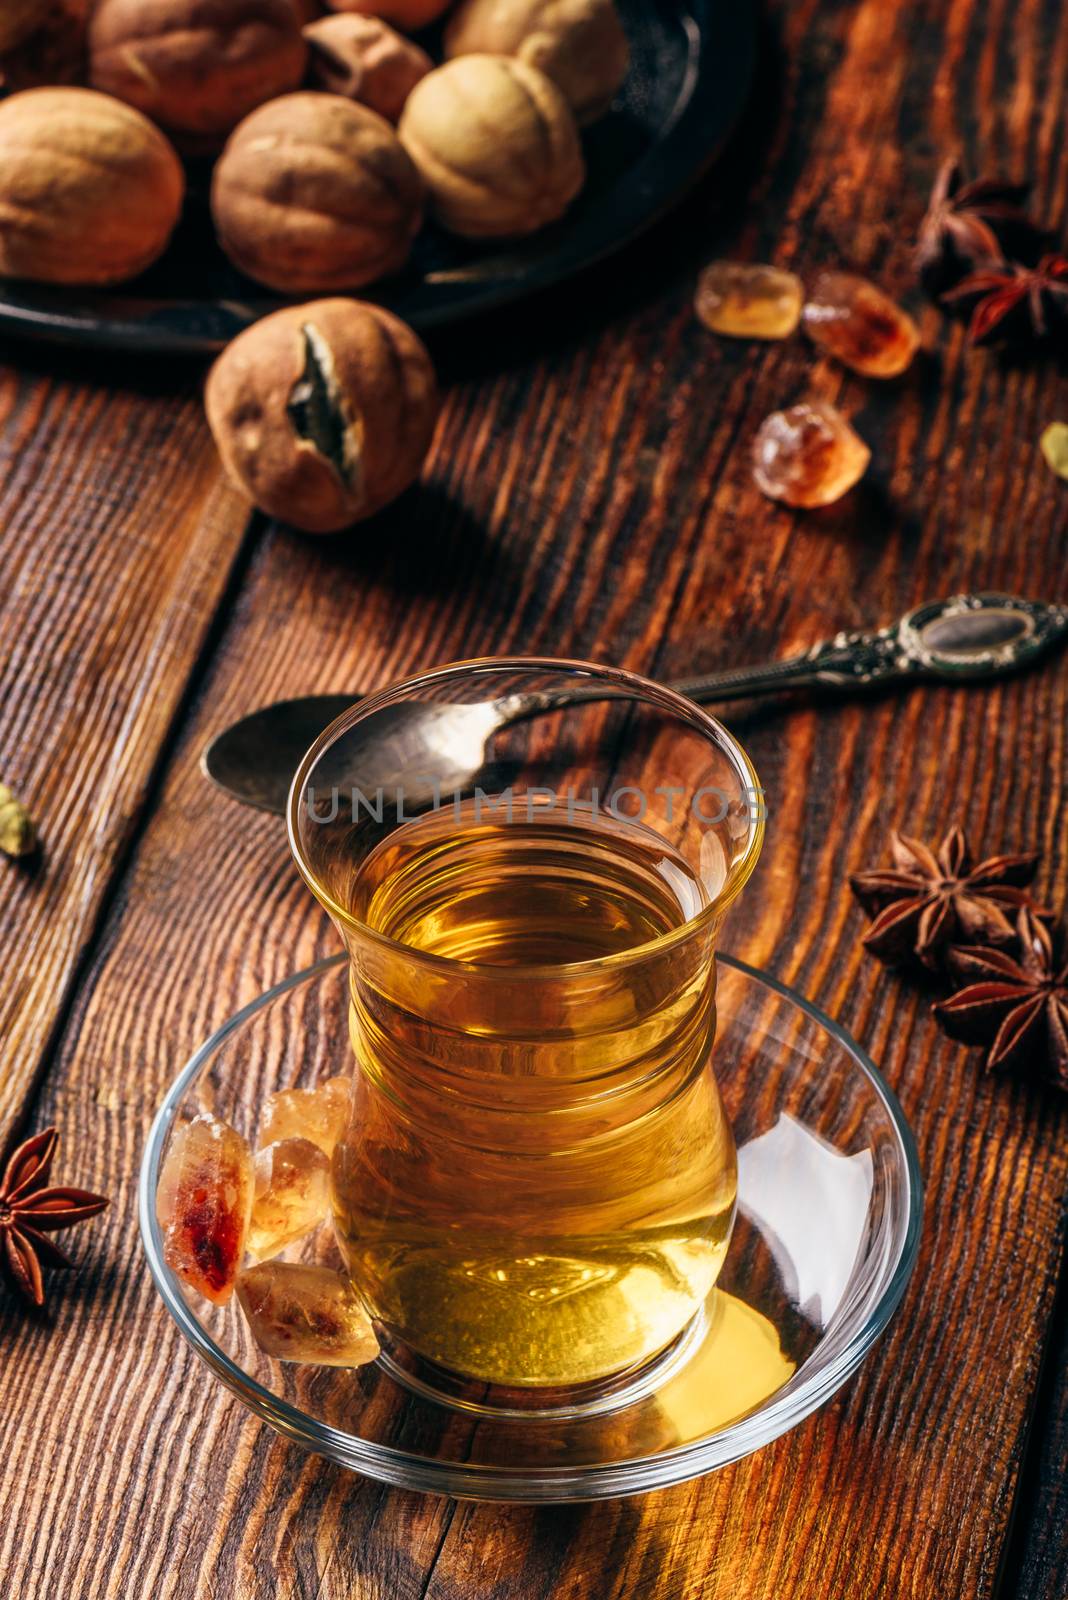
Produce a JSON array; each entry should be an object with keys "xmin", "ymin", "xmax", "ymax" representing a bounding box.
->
[{"xmin": 669, "ymin": 593, "xmax": 1068, "ymax": 704}]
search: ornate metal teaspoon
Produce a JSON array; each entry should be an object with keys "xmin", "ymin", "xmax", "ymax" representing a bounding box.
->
[{"xmin": 202, "ymin": 593, "xmax": 1068, "ymax": 817}]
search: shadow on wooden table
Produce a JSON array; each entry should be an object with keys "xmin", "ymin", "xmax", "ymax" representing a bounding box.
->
[{"xmin": 274, "ymin": 481, "xmax": 528, "ymax": 614}]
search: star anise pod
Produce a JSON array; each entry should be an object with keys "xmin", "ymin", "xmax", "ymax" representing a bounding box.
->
[
  {"xmin": 934, "ymin": 908, "xmax": 1068, "ymax": 1086},
  {"xmin": 916, "ymin": 158, "xmax": 1047, "ymax": 297},
  {"xmin": 0, "ymin": 1126, "xmax": 108, "ymax": 1307},
  {"xmin": 850, "ymin": 823, "xmax": 1044, "ymax": 970},
  {"xmin": 942, "ymin": 254, "xmax": 1068, "ymax": 345}
]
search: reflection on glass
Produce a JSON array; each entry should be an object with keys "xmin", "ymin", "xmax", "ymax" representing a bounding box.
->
[{"xmin": 737, "ymin": 1114, "xmax": 874, "ymax": 1327}]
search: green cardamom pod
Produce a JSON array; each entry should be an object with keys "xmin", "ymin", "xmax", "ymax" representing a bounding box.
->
[{"xmin": 0, "ymin": 783, "xmax": 37, "ymax": 858}]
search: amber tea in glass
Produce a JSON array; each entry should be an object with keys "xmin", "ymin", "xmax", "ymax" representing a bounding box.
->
[{"xmin": 289, "ymin": 660, "xmax": 764, "ymax": 1391}]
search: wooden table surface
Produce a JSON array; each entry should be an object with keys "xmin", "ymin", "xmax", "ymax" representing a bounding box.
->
[{"xmin": 3, "ymin": 1, "xmax": 1068, "ymax": 1595}]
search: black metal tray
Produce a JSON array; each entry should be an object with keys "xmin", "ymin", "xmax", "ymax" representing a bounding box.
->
[{"xmin": 0, "ymin": 0, "xmax": 756, "ymax": 354}]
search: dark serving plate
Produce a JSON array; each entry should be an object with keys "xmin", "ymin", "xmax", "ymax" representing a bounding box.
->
[{"xmin": 0, "ymin": 0, "xmax": 757, "ymax": 355}]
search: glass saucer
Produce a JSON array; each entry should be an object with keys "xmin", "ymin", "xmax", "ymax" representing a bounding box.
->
[{"xmin": 139, "ymin": 953, "xmax": 922, "ymax": 1502}]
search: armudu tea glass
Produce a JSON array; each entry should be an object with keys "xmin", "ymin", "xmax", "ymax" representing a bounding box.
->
[{"xmin": 287, "ymin": 658, "xmax": 764, "ymax": 1398}]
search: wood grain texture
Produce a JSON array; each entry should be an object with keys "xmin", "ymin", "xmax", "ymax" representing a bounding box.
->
[
  {"xmin": 0, "ymin": 357, "xmax": 249, "ymax": 1136},
  {"xmin": 2, "ymin": 0, "xmax": 1068, "ymax": 1595},
  {"xmin": 1005, "ymin": 1264, "xmax": 1068, "ymax": 1599}
]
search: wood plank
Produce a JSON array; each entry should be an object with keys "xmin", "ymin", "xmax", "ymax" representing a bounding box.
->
[
  {"xmin": 1004, "ymin": 1269, "xmax": 1068, "ymax": 1600},
  {"xmin": 3, "ymin": 0, "xmax": 1068, "ymax": 1595},
  {"xmin": 0, "ymin": 355, "xmax": 248, "ymax": 1135}
]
